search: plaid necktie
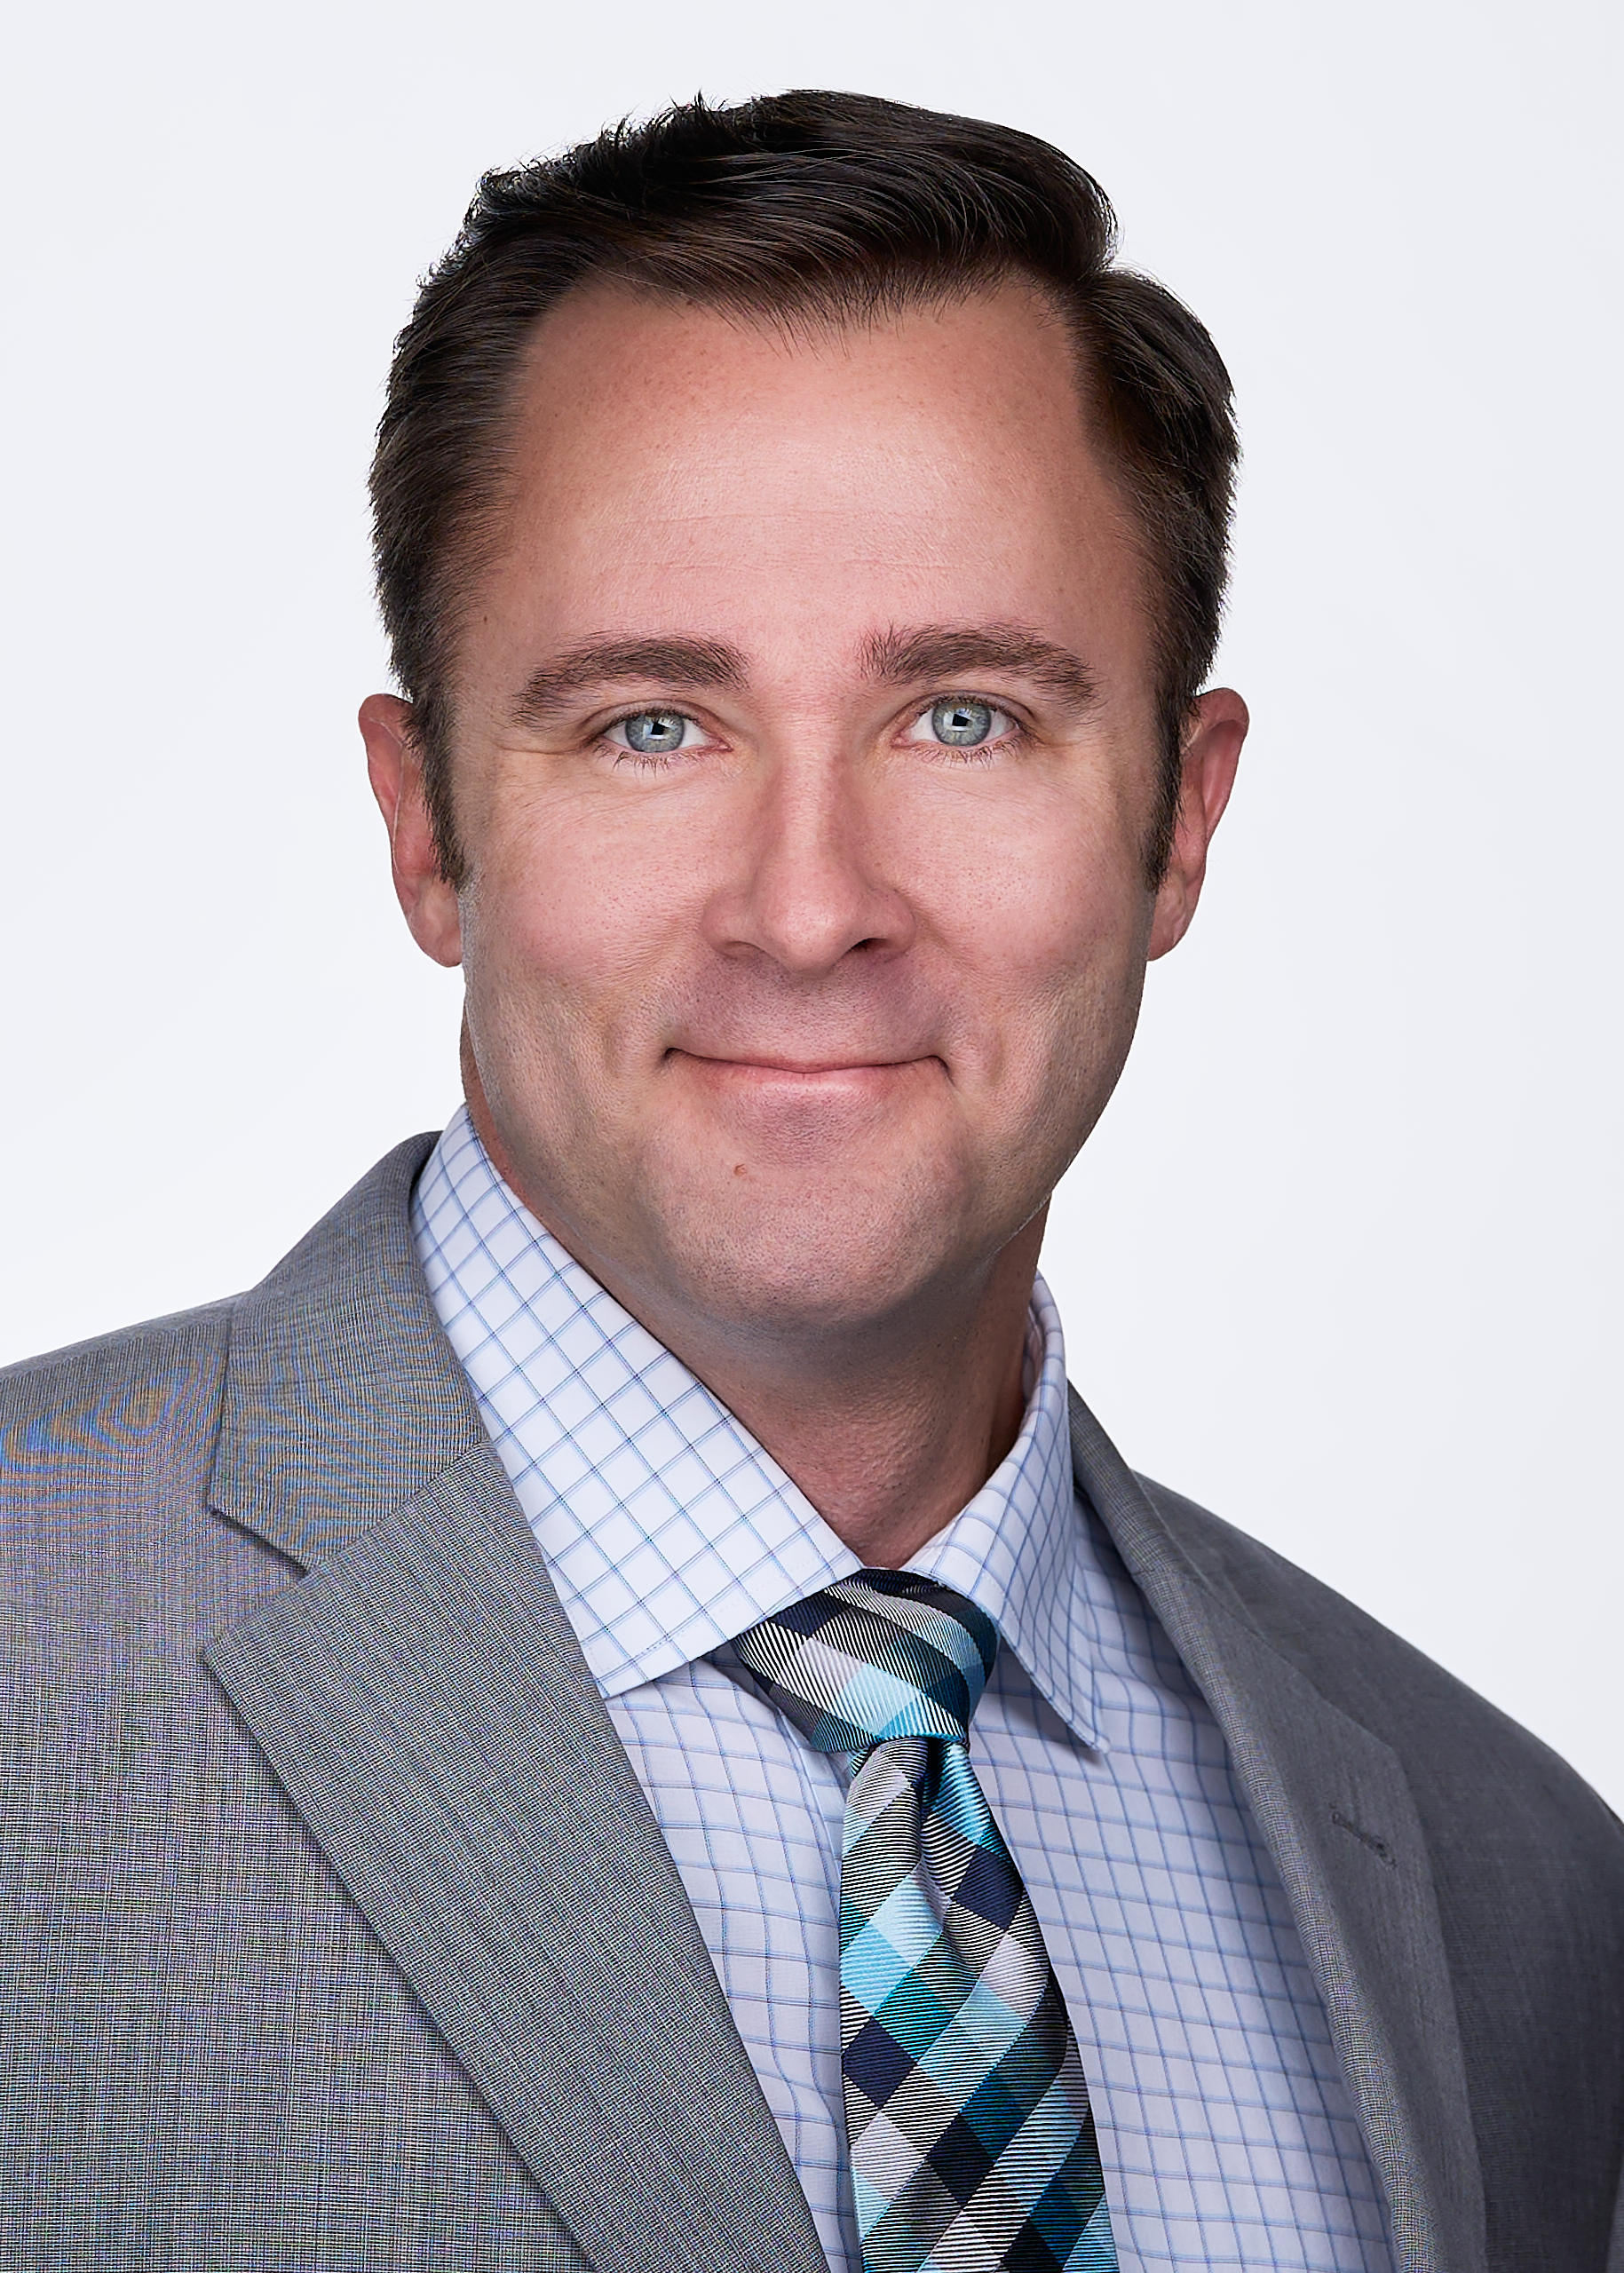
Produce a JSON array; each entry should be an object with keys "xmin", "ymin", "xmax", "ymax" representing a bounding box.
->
[{"xmin": 716, "ymin": 1569, "xmax": 1119, "ymax": 2273}]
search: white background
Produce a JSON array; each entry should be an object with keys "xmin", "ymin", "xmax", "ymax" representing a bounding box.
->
[{"xmin": 4, "ymin": 1, "xmax": 1618, "ymax": 1807}]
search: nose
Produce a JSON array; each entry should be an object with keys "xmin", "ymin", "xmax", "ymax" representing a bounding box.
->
[{"xmin": 702, "ymin": 749, "xmax": 915, "ymax": 977}]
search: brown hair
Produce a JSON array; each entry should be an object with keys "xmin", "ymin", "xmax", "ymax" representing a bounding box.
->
[{"xmin": 371, "ymin": 90, "xmax": 1238, "ymax": 883}]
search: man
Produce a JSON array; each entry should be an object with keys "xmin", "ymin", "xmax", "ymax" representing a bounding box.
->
[{"xmin": 0, "ymin": 89, "xmax": 1618, "ymax": 2273}]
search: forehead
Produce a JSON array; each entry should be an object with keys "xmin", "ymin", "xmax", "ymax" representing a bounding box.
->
[{"xmin": 476, "ymin": 281, "xmax": 1151, "ymax": 678}]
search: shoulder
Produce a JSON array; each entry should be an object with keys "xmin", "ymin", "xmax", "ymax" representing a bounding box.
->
[
  {"xmin": 1, "ymin": 1297, "xmax": 237, "ymax": 1474},
  {"xmin": 0, "ymin": 1136, "xmax": 451, "ymax": 1631},
  {"xmin": 1133, "ymin": 1468, "xmax": 1624, "ymax": 1859},
  {"xmin": 0, "ymin": 1133, "xmax": 440, "ymax": 1509},
  {"xmin": 0, "ymin": 1300, "xmax": 239, "ymax": 1563},
  {"xmin": 0, "ymin": 1295, "xmax": 270, "ymax": 1659}
]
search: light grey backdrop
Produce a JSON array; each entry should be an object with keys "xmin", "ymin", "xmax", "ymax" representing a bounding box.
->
[{"xmin": 4, "ymin": 0, "xmax": 1618, "ymax": 1807}]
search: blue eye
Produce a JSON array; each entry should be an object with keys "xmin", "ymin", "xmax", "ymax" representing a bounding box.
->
[
  {"xmin": 616, "ymin": 709, "xmax": 691, "ymax": 754},
  {"xmin": 928, "ymin": 699, "xmax": 998, "ymax": 747}
]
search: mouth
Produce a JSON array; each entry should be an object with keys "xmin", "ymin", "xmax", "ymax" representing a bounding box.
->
[
  {"xmin": 666, "ymin": 1049, "xmax": 939, "ymax": 1079},
  {"xmin": 657, "ymin": 1050, "xmax": 949, "ymax": 1160},
  {"xmin": 661, "ymin": 1050, "xmax": 947, "ymax": 1120}
]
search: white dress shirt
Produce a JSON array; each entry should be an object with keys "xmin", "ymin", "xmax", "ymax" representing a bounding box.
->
[{"xmin": 414, "ymin": 1108, "xmax": 1394, "ymax": 2273}]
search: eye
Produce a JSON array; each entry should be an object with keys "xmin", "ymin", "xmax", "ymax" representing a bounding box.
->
[
  {"xmin": 606, "ymin": 709, "xmax": 702, "ymax": 756},
  {"xmin": 906, "ymin": 698, "xmax": 1014, "ymax": 750}
]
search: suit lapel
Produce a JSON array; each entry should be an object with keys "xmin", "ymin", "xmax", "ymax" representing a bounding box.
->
[
  {"xmin": 205, "ymin": 1140, "xmax": 826, "ymax": 2273},
  {"xmin": 1070, "ymin": 1390, "xmax": 1486, "ymax": 2273}
]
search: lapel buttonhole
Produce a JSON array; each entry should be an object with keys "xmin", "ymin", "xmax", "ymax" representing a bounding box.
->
[{"xmin": 1330, "ymin": 1805, "xmax": 1398, "ymax": 1868}]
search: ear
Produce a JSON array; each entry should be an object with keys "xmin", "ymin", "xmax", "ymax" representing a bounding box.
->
[
  {"xmin": 1147, "ymin": 688, "xmax": 1248, "ymax": 961},
  {"xmin": 360, "ymin": 693, "xmax": 463, "ymax": 968}
]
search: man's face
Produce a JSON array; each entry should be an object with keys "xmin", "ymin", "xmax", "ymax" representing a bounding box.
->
[{"xmin": 368, "ymin": 281, "xmax": 1241, "ymax": 1355}]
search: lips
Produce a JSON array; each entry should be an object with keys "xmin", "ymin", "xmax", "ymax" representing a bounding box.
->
[
  {"xmin": 665, "ymin": 1045, "xmax": 942, "ymax": 1081},
  {"xmin": 672, "ymin": 1050, "xmax": 923, "ymax": 1074}
]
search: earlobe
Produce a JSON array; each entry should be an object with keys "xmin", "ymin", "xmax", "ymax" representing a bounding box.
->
[
  {"xmin": 358, "ymin": 693, "xmax": 464, "ymax": 969},
  {"xmin": 1147, "ymin": 687, "xmax": 1248, "ymax": 961}
]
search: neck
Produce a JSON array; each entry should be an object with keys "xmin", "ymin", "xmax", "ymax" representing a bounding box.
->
[
  {"xmin": 463, "ymin": 1097, "xmax": 1041, "ymax": 1571},
  {"xmin": 667, "ymin": 1237, "xmax": 1041, "ymax": 1569}
]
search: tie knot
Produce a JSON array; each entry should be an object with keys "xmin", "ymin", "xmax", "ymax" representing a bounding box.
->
[{"xmin": 716, "ymin": 1571, "xmax": 999, "ymax": 1754}]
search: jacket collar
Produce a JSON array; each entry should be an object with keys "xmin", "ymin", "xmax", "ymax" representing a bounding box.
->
[{"xmin": 210, "ymin": 1135, "xmax": 483, "ymax": 1566}]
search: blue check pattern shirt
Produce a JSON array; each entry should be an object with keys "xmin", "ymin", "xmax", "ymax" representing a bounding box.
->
[{"xmin": 414, "ymin": 1109, "xmax": 1394, "ymax": 2273}]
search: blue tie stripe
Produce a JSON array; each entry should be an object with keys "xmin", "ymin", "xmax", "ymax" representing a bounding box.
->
[
  {"xmin": 721, "ymin": 1572, "xmax": 1118, "ymax": 2273},
  {"xmin": 843, "ymin": 1910, "xmax": 925, "ymax": 2013}
]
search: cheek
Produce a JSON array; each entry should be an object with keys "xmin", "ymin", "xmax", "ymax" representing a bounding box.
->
[
  {"xmin": 961, "ymin": 853, "xmax": 1153, "ymax": 1188},
  {"xmin": 463, "ymin": 801, "xmax": 693, "ymax": 1013},
  {"xmin": 915, "ymin": 783, "xmax": 1153, "ymax": 1038}
]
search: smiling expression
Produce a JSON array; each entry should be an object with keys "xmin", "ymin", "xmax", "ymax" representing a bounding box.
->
[{"xmin": 371, "ymin": 280, "xmax": 1240, "ymax": 1363}]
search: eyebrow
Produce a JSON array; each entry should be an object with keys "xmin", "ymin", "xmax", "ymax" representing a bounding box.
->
[
  {"xmin": 509, "ymin": 622, "xmax": 1098, "ymax": 726},
  {"xmin": 512, "ymin": 637, "xmax": 747, "ymax": 725},
  {"xmin": 860, "ymin": 623, "xmax": 1099, "ymax": 707}
]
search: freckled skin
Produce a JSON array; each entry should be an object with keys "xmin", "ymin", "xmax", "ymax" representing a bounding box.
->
[{"xmin": 362, "ymin": 282, "xmax": 1245, "ymax": 1560}]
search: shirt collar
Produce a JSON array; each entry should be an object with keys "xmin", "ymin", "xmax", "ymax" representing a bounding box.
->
[
  {"xmin": 903, "ymin": 1271, "xmax": 1100, "ymax": 1745},
  {"xmin": 413, "ymin": 1106, "xmax": 1101, "ymax": 1745}
]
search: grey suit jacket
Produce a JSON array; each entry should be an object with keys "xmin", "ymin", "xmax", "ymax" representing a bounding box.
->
[{"xmin": 1, "ymin": 1136, "xmax": 1620, "ymax": 2273}]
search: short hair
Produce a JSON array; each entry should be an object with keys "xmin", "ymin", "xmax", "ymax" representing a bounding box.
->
[{"xmin": 370, "ymin": 90, "xmax": 1238, "ymax": 884}]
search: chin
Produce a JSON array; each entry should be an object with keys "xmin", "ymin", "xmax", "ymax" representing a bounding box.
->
[{"xmin": 646, "ymin": 1167, "xmax": 984, "ymax": 1340}]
